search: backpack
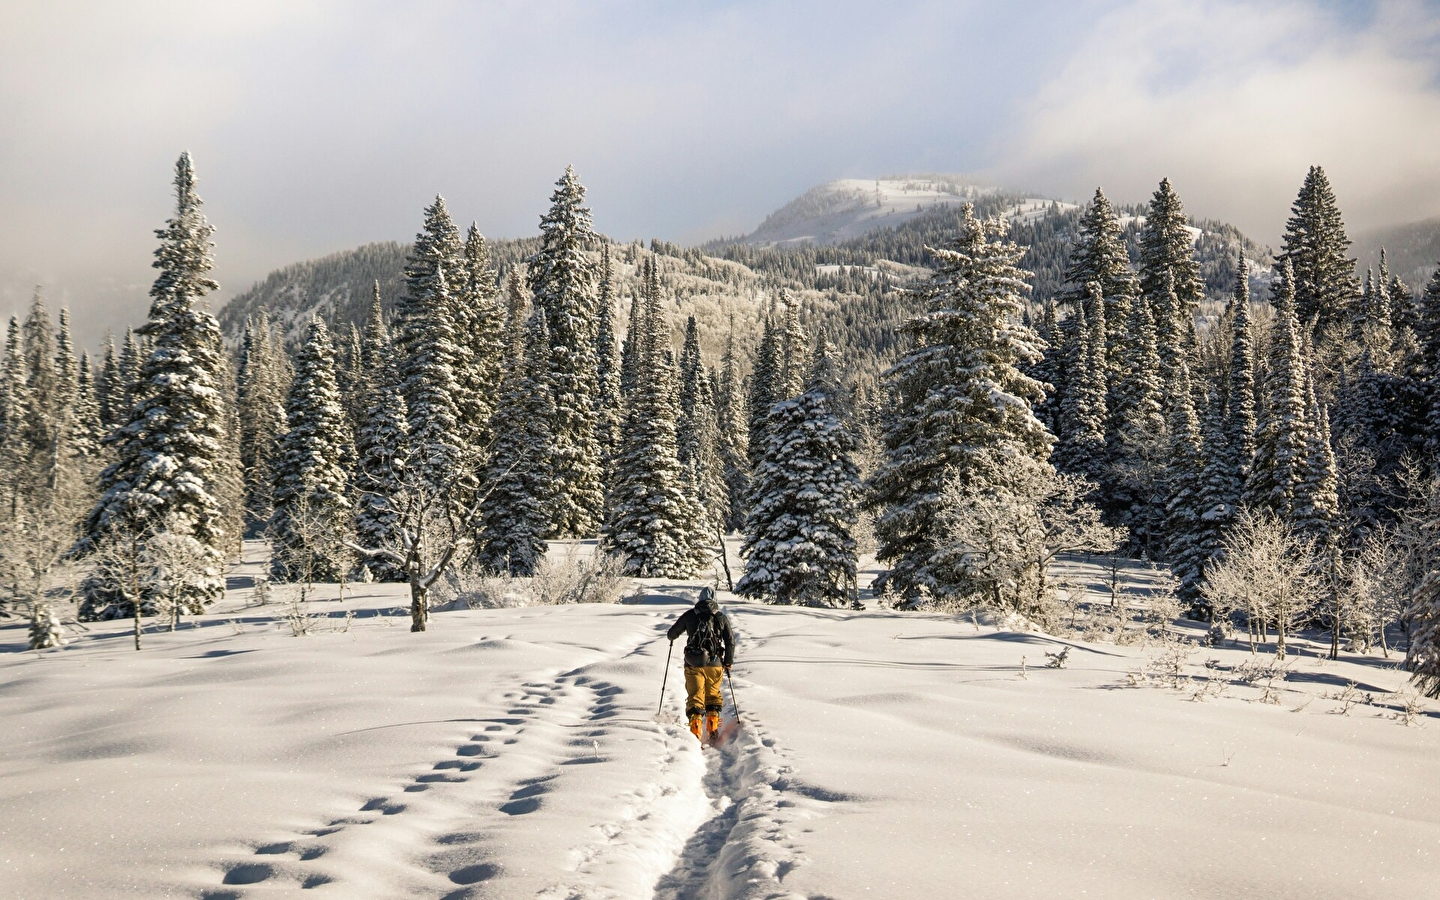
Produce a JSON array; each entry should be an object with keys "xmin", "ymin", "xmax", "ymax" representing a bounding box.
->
[{"xmin": 687, "ymin": 607, "xmax": 726, "ymax": 662}]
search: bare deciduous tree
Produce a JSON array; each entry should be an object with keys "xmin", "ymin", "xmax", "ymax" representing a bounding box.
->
[{"xmin": 1201, "ymin": 510, "xmax": 1322, "ymax": 659}]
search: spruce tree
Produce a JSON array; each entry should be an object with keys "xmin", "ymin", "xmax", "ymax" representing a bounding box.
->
[
  {"xmin": 397, "ymin": 227, "xmax": 466, "ymax": 501},
  {"xmin": 594, "ymin": 246, "xmax": 623, "ymax": 470},
  {"xmin": 97, "ymin": 333, "xmax": 119, "ymax": 430},
  {"xmin": 714, "ymin": 328, "xmax": 750, "ymax": 531},
  {"xmin": 527, "ymin": 166, "xmax": 604, "ymax": 537},
  {"xmin": 477, "ymin": 307, "xmax": 554, "ymax": 576},
  {"xmin": 1279, "ymin": 165, "xmax": 1359, "ymax": 337},
  {"xmin": 1056, "ymin": 286, "xmax": 1106, "ymax": 481},
  {"xmin": 236, "ymin": 314, "xmax": 287, "ymax": 528},
  {"xmin": 1246, "ymin": 260, "xmax": 1314, "ymax": 522},
  {"xmin": 746, "ymin": 315, "xmax": 780, "ymax": 471},
  {"xmin": 738, "ymin": 332, "xmax": 859, "ymax": 606},
  {"xmin": 775, "ymin": 294, "xmax": 808, "ymax": 401},
  {"xmin": 454, "ymin": 224, "xmax": 505, "ymax": 461},
  {"xmin": 71, "ymin": 354, "xmax": 104, "ymax": 462},
  {"xmin": 84, "ymin": 152, "xmax": 230, "ymax": 612},
  {"xmin": 1138, "ymin": 178, "xmax": 1203, "ymax": 342},
  {"xmin": 1063, "ymin": 188, "xmax": 1136, "ymax": 389},
  {"xmin": 618, "ymin": 262, "xmax": 649, "ymax": 400},
  {"xmin": 867, "ymin": 204, "xmax": 1051, "ymax": 596},
  {"xmin": 1109, "ymin": 295, "xmax": 1168, "ymax": 554},
  {"xmin": 270, "ymin": 318, "xmax": 353, "ymax": 584},
  {"xmin": 1418, "ymin": 267, "xmax": 1440, "ymax": 459},
  {"xmin": 353, "ymin": 363, "xmax": 409, "ymax": 582},
  {"xmin": 1163, "ymin": 356, "xmax": 1207, "ymax": 612},
  {"xmin": 602, "ymin": 272, "xmax": 699, "ymax": 577},
  {"xmin": 1295, "ymin": 349, "xmax": 1339, "ymax": 548}
]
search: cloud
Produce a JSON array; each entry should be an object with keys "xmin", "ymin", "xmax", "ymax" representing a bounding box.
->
[{"xmin": 993, "ymin": 0, "xmax": 1440, "ymax": 243}]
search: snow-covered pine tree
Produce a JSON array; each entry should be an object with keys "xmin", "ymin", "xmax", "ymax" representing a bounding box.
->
[
  {"xmin": 1138, "ymin": 178, "xmax": 1203, "ymax": 345},
  {"xmin": 1109, "ymin": 294, "xmax": 1168, "ymax": 555},
  {"xmin": 602, "ymin": 271, "xmax": 700, "ymax": 577},
  {"xmin": 1222, "ymin": 260, "xmax": 1257, "ymax": 505},
  {"xmin": 353, "ymin": 362, "xmax": 408, "ymax": 582},
  {"xmin": 618, "ymin": 261, "xmax": 648, "ymax": 400},
  {"xmin": 54, "ymin": 307, "xmax": 77, "ymax": 413},
  {"xmin": 714, "ymin": 327, "xmax": 750, "ymax": 531},
  {"xmin": 454, "ymin": 224, "xmax": 505, "ymax": 462},
  {"xmin": 746, "ymin": 314, "xmax": 780, "ymax": 471},
  {"xmin": 594, "ymin": 245, "xmax": 623, "ymax": 471},
  {"xmin": 1279, "ymin": 165, "xmax": 1359, "ymax": 338},
  {"xmin": 270, "ymin": 317, "xmax": 354, "ymax": 583},
  {"xmin": 1163, "ymin": 355, "xmax": 1208, "ymax": 613},
  {"xmin": 113, "ymin": 327, "xmax": 142, "ymax": 426},
  {"xmin": 83, "ymin": 152, "xmax": 230, "ymax": 614},
  {"xmin": 1406, "ymin": 572, "xmax": 1440, "ymax": 698},
  {"xmin": 70, "ymin": 354, "xmax": 105, "ymax": 461},
  {"xmin": 527, "ymin": 166, "xmax": 604, "ymax": 537},
  {"xmin": 476, "ymin": 306, "xmax": 554, "ymax": 576},
  {"xmin": 1063, "ymin": 188, "xmax": 1136, "ymax": 395},
  {"xmin": 737, "ymin": 331, "xmax": 859, "ymax": 606},
  {"xmin": 1245, "ymin": 260, "xmax": 1314, "ymax": 523},
  {"xmin": 866, "ymin": 203, "xmax": 1051, "ymax": 597},
  {"xmin": 236, "ymin": 313, "xmax": 288, "ymax": 528},
  {"xmin": 97, "ymin": 333, "xmax": 119, "ymax": 430},
  {"xmin": 1033, "ymin": 298, "xmax": 1061, "ymax": 435},
  {"xmin": 1056, "ymin": 285, "xmax": 1106, "ymax": 481},
  {"xmin": 21, "ymin": 291, "xmax": 61, "ymax": 469},
  {"xmin": 1417, "ymin": 267, "xmax": 1440, "ymax": 459},
  {"xmin": 1295, "ymin": 345, "xmax": 1339, "ymax": 549},
  {"xmin": 775, "ymin": 295, "xmax": 808, "ymax": 401},
  {"xmin": 676, "ymin": 317, "xmax": 727, "ymax": 559}
]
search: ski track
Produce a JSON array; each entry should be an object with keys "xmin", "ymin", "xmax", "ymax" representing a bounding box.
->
[
  {"xmin": 194, "ymin": 618, "xmax": 699, "ymax": 899},
  {"xmin": 194, "ymin": 604, "xmax": 841, "ymax": 900}
]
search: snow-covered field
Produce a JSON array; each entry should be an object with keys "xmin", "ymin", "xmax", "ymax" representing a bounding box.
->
[{"xmin": 3, "ymin": 546, "xmax": 1437, "ymax": 899}]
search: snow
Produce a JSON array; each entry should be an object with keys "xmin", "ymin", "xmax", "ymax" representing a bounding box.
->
[{"xmin": 3, "ymin": 542, "xmax": 1438, "ymax": 899}]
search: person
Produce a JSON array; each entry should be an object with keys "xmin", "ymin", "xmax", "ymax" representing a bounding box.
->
[{"xmin": 666, "ymin": 587, "xmax": 735, "ymax": 741}]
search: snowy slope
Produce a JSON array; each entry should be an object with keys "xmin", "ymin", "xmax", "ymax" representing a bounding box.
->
[
  {"xmin": 743, "ymin": 178, "xmax": 1077, "ymax": 247},
  {"xmin": 4, "ymin": 545, "xmax": 1436, "ymax": 899}
]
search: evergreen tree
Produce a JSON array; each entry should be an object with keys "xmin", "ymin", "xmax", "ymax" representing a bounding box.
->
[
  {"xmin": 676, "ymin": 317, "xmax": 727, "ymax": 556},
  {"xmin": 775, "ymin": 294, "xmax": 809, "ymax": 401},
  {"xmin": 602, "ymin": 272, "xmax": 699, "ymax": 577},
  {"xmin": 1279, "ymin": 165, "xmax": 1359, "ymax": 337},
  {"xmin": 1418, "ymin": 267, "xmax": 1440, "ymax": 459},
  {"xmin": 270, "ymin": 318, "xmax": 354, "ymax": 583},
  {"xmin": 1163, "ymin": 356, "xmax": 1207, "ymax": 612},
  {"xmin": 454, "ymin": 224, "xmax": 505, "ymax": 461},
  {"xmin": 1138, "ymin": 178, "xmax": 1203, "ymax": 342},
  {"xmin": 236, "ymin": 313, "xmax": 287, "ymax": 527},
  {"xmin": 1055, "ymin": 285, "xmax": 1106, "ymax": 481},
  {"xmin": 1246, "ymin": 260, "xmax": 1314, "ymax": 522},
  {"xmin": 746, "ymin": 315, "xmax": 780, "ymax": 470},
  {"xmin": 527, "ymin": 166, "xmax": 604, "ymax": 537},
  {"xmin": 477, "ymin": 307, "xmax": 554, "ymax": 576},
  {"xmin": 397, "ymin": 215, "xmax": 466, "ymax": 499},
  {"xmin": 84, "ymin": 152, "xmax": 230, "ymax": 613},
  {"xmin": 1063, "ymin": 188, "xmax": 1136, "ymax": 387},
  {"xmin": 353, "ymin": 362, "xmax": 409, "ymax": 582},
  {"xmin": 1109, "ymin": 295, "xmax": 1168, "ymax": 554},
  {"xmin": 714, "ymin": 327, "xmax": 750, "ymax": 531},
  {"xmin": 54, "ymin": 307, "xmax": 77, "ymax": 412},
  {"xmin": 867, "ymin": 204, "xmax": 1051, "ymax": 596},
  {"xmin": 594, "ymin": 246, "xmax": 623, "ymax": 470},
  {"xmin": 618, "ymin": 260, "xmax": 649, "ymax": 400},
  {"xmin": 70, "ymin": 354, "xmax": 104, "ymax": 461},
  {"xmin": 1295, "ymin": 347, "xmax": 1339, "ymax": 548},
  {"xmin": 97, "ymin": 333, "xmax": 119, "ymax": 430},
  {"xmin": 738, "ymin": 332, "xmax": 860, "ymax": 606},
  {"xmin": 114, "ymin": 327, "xmax": 142, "ymax": 426}
]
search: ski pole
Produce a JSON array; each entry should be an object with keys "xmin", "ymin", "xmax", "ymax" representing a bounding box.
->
[
  {"xmin": 658, "ymin": 639, "xmax": 674, "ymax": 716},
  {"xmin": 725, "ymin": 669, "xmax": 741, "ymax": 720}
]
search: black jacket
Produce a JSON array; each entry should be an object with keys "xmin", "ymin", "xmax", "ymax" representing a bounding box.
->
[{"xmin": 667, "ymin": 605, "xmax": 735, "ymax": 668}]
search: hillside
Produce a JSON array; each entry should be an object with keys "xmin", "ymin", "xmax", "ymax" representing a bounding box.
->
[
  {"xmin": 216, "ymin": 176, "xmax": 1271, "ymax": 382},
  {"xmin": 1353, "ymin": 217, "xmax": 1440, "ymax": 292}
]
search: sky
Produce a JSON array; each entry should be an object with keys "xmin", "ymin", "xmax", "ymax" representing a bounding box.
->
[{"xmin": 3, "ymin": 0, "xmax": 1439, "ymax": 347}]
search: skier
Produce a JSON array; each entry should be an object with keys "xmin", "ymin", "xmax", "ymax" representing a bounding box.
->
[{"xmin": 666, "ymin": 587, "xmax": 736, "ymax": 742}]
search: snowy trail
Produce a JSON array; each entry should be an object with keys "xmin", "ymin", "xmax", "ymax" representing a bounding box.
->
[{"xmin": 5, "ymin": 555, "xmax": 1440, "ymax": 899}]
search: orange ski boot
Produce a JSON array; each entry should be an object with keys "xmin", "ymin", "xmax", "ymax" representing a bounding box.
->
[
  {"xmin": 688, "ymin": 714, "xmax": 703, "ymax": 741},
  {"xmin": 705, "ymin": 712, "xmax": 721, "ymax": 740}
]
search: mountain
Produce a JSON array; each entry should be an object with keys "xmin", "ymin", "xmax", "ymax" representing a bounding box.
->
[
  {"xmin": 739, "ymin": 176, "xmax": 1076, "ymax": 247},
  {"xmin": 1353, "ymin": 217, "xmax": 1440, "ymax": 293},
  {"xmin": 215, "ymin": 176, "xmax": 1270, "ymax": 385}
]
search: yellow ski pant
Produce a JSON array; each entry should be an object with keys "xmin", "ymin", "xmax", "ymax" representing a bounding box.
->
[{"xmin": 684, "ymin": 665, "xmax": 724, "ymax": 716}]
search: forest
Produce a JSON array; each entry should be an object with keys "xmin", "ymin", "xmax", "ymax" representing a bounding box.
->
[{"xmin": 4, "ymin": 153, "xmax": 1440, "ymax": 703}]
